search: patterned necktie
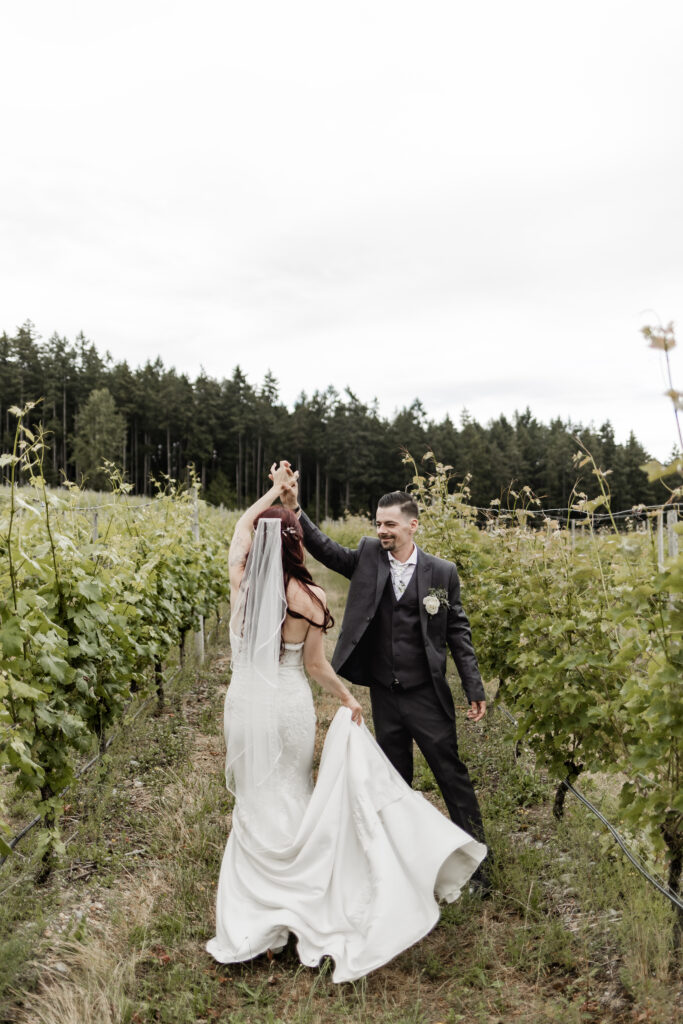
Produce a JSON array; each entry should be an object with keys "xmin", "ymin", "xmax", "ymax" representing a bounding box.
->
[{"xmin": 391, "ymin": 560, "xmax": 412, "ymax": 596}]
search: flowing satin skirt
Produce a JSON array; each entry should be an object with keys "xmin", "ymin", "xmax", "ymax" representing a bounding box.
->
[{"xmin": 205, "ymin": 652, "xmax": 486, "ymax": 983}]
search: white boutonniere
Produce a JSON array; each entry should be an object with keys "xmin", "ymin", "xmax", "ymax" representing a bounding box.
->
[{"xmin": 423, "ymin": 588, "xmax": 450, "ymax": 615}]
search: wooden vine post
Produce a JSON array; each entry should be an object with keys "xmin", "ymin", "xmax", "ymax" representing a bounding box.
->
[
  {"xmin": 193, "ymin": 484, "xmax": 205, "ymax": 664},
  {"xmin": 657, "ymin": 508, "xmax": 665, "ymax": 571},
  {"xmin": 667, "ymin": 508, "xmax": 679, "ymax": 560}
]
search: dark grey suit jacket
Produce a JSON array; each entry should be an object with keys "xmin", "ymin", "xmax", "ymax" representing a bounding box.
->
[{"xmin": 300, "ymin": 512, "xmax": 486, "ymax": 720}]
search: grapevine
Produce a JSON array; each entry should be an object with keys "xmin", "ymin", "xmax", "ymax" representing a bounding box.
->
[
  {"xmin": 408, "ymin": 450, "xmax": 682, "ymax": 952},
  {"xmin": 0, "ymin": 403, "xmax": 231, "ymax": 879}
]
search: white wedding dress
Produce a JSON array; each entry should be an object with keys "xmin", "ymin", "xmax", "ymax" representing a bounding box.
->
[{"xmin": 205, "ymin": 639, "xmax": 487, "ymax": 983}]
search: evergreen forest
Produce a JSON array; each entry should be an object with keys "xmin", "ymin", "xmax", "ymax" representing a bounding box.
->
[{"xmin": 0, "ymin": 321, "xmax": 671, "ymax": 518}]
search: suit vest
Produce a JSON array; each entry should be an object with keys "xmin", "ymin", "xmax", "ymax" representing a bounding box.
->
[{"xmin": 368, "ymin": 569, "xmax": 431, "ymax": 689}]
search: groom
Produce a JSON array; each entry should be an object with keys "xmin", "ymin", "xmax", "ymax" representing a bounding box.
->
[{"xmin": 280, "ymin": 480, "xmax": 491, "ymax": 890}]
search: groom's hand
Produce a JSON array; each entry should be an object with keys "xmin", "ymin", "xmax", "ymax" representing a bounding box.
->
[
  {"xmin": 269, "ymin": 461, "xmax": 299, "ymax": 502},
  {"xmin": 281, "ymin": 478, "xmax": 299, "ymax": 511},
  {"xmin": 467, "ymin": 700, "xmax": 486, "ymax": 723},
  {"xmin": 269, "ymin": 460, "xmax": 299, "ymax": 510}
]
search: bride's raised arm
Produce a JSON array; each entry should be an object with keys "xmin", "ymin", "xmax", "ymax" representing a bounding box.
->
[{"xmin": 228, "ymin": 462, "xmax": 297, "ymax": 598}]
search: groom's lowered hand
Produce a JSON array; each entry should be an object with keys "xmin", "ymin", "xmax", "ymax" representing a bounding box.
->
[{"xmin": 467, "ymin": 700, "xmax": 486, "ymax": 723}]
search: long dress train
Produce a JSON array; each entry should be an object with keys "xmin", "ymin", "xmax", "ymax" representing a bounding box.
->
[{"xmin": 205, "ymin": 641, "xmax": 487, "ymax": 983}]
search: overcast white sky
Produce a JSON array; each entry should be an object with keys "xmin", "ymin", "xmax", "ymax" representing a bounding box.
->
[{"xmin": 2, "ymin": 1, "xmax": 682, "ymax": 461}]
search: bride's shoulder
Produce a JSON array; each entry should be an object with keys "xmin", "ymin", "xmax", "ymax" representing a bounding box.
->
[{"xmin": 286, "ymin": 578, "xmax": 326, "ymax": 612}]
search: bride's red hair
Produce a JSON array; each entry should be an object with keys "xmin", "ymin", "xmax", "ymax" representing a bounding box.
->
[{"xmin": 254, "ymin": 507, "xmax": 333, "ymax": 631}]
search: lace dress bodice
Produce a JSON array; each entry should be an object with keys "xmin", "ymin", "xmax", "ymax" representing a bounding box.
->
[
  {"xmin": 279, "ymin": 639, "xmax": 305, "ymax": 667},
  {"xmin": 270, "ymin": 639, "xmax": 315, "ymax": 838},
  {"xmin": 225, "ymin": 634, "xmax": 315, "ymax": 849}
]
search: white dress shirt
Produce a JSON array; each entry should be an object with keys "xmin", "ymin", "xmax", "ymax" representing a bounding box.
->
[{"xmin": 387, "ymin": 544, "xmax": 418, "ymax": 600}]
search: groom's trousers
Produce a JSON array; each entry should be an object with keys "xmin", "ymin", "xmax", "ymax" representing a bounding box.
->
[{"xmin": 369, "ymin": 679, "xmax": 486, "ymax": 845}]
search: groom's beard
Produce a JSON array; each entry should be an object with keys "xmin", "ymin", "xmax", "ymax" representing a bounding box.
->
[{"xmin": 379, "ymin": 537, "xmax": 397, "ymax": 550}]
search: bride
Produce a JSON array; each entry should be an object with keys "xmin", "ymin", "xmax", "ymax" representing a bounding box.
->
[{"xmin": 205, "ymin": 464, "xmax": 486, "ymax": 983}]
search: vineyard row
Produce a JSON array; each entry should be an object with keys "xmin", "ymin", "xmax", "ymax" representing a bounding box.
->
[
  {"xmin": 0, "ymin": 406, "xmax": 233, "ymax": 879},
  {"xmin": 409, "ymin": 453, "xmax": 682, "ymax": 943}
]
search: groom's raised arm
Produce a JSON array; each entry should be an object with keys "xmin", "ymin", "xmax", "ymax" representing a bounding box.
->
[{"xmin": 298, "ymin": 511, "xmax": 361, "ymax": 580}]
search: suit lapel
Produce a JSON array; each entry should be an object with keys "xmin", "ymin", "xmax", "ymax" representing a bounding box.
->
[
  {"xmin": 415, "ymin": 547, "xmax": 433, "ymax": 641},
  {"xmin": 374, "ymin": 548, "xmax": 391, "ymax": 614}
]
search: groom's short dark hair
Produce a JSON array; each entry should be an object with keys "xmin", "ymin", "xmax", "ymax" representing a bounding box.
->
[{"xmin": 377, "ymin": 491, "xmax": 419, "ymax": 520}]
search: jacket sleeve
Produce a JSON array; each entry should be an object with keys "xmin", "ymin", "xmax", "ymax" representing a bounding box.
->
[
  {"xmin": 299, "ymin": 511, "xmax": 361, "ymax": 580},
  {"xmin": 445, "ymin": 564, "xmax": 486, "ymax": 703}
]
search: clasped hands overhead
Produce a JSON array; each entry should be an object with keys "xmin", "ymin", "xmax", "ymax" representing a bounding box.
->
[{"xmin": 269, "ymin": 460, "xmax": 299, "ymax": 507}]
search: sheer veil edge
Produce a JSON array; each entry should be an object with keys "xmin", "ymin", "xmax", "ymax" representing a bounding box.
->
[{"xmin": 225, "ymin": 518, "xmax": 287, "ymax": 799}]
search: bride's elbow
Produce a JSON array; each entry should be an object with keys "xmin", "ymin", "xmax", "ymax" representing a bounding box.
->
[{"xmin": 303, "ymin": 656, "xmax": 327, "ymax": 680}]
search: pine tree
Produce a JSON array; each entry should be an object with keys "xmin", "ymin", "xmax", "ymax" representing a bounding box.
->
[{"xmin": 71, "ymin": 388, "xmax": 127, "ymax": 489}]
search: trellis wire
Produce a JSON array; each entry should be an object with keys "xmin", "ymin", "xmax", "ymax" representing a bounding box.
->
[
  {"xmin": 495, "ymin": 702, "xmax": 683, "ymax": 912},
  {"xmin": 0, "ymin": 677, "xmax": 173, "ymax": 869},
  {"xmin": 4, "ymin": 491, "xmax": 680, "ymax": 523},
  {"xmin": 0, "ymin": 619, "xmax": 219, "ymax": 872},
  {"xmin": 482, "ymin": 502, "xmax": 681, "ymax": 525}
]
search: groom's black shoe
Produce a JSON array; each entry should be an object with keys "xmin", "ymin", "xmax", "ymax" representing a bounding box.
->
[{"xmin": 468, "ymin": 865, "xmax": 493, "ymax": 900}]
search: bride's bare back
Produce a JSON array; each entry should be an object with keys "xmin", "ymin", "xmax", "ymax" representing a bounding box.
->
[{"xmin": 281, "ymin": 578, "xmax": 326, "ymax": 645}]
